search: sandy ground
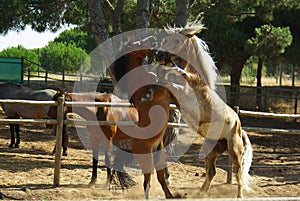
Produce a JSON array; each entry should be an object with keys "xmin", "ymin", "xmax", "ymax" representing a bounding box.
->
[{"xmin": 0, "ymin": 114, "xmax": 300, "ymax": 200}]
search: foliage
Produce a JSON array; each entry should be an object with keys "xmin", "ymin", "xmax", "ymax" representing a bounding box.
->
[
  {"xmin": 0, "ymin": 45, "xmax": 38, "ymax": 71},
  {"xmin": 0, "ymin": 0, "xmax": 300, "ymax": 86},
  {"xmin": 53, "ymin": 28, "xmax": 97, "ymax": 53},
  {"xmin": 245, "ymin": 25, "xmax": 293, "ymax": 60},
  {"xmin": 0, "ymin": 0, "xmax": 67, "ymax": 33},
  {"xmin": 40, "ymin": 42, "xmax": 90, "ymax": 73}
]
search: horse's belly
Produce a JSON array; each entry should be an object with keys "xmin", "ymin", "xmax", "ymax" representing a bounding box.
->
[
  {"xmin": 197, "ymin": 121, "xmax": 228, "ymax": 140},
  {"xmin": 17, "ymin": 106, "xmax": 48, "ymax": 119}
]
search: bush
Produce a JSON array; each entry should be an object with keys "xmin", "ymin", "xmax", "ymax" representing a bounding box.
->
[
  {"xmin": 0, "ymin": 45, "xmax": 39, "ymax": 71},
  {"xmin": 40, "ymin": 42, "xmax": 90, "ymax": 73}
]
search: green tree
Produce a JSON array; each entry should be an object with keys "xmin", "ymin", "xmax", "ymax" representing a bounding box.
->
[
  {"xmin": 245, "ymin": 24, "xmax": 292, "ymax": 109},
  {"xmin": 40, "ymin": 42, "xmax": 90, "ymax": 73},
  {"xmin": 195, "ymin": 0, "xmax": 299, "ymax": 105},
  {"xmin": 274, "ymin": 8, "xmax": 300, "ymax": 68},
  {"xmin": 0, "ymin": 45, "xmax": 38, "ymax": 71},
  {"xmin": 53, "ymin": 28, "xmax": 97, "ymax": 53}
]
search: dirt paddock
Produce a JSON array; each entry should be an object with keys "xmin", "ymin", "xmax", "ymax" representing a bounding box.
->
[{"xmin": 0, "ymin": 113, "xmax": 300, "ymax": 200}]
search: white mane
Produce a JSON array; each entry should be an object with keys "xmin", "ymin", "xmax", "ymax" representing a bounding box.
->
[
  {"xmin": 165, "ymin": 22, "xmax": 205, "ymax": 35},
  {"xmin": 190, "ymin": 36, "xmax": 218, "ymax": 90}
]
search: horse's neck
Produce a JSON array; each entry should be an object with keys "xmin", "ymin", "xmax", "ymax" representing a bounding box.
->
[
  {"xmin": 67, "ymin": 94, "xmax": 98, "ymax": 120},
  {"xmin": 174, "ymin": 60, "xmax": 227, "ymax": 122},
  {"xmin": 125, "ymin": 55, "xmax": 157, "ymax": 104}
]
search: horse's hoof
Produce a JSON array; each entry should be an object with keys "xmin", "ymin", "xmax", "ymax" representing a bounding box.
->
[
  {"xmin": 171, "ymin": 192, "xmax": 186, "ymax": 199},
  {"xmin": 62, "ymin": 152, "xmax": 68, "ymax": 156},
  {"xmin": 8, "ymin": 144, "xmax": 14, "ymax": 148},
  {"xmin": 14, "ymin": 144, "xmax": 19, "ymax": 148},
  {"xmin": 199, "ymin": 190, "xmax": 209, "ymax": 198}
]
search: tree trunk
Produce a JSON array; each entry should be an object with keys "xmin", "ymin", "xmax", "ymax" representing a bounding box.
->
[
  {"xmin": 87, "ymin": 0, "xmax": 109, "ymax": 44},
  {"xmin": 112, "ymin": 0, "xmax": 125, "ymax": 35},
  {"xmin": 175, "ymin": 0, "xmax": 189, "ymax": 27},
  {"xmin": 256, "ymin": 58, "xmax": 263, "ymax": 111},
  {"xmin": 101, "ymin": 0, "xmax": 125, "ymax": 36},
  {"xmin": 230, "ymin": 61, "xmax": 243, "ymax": 107},
  {"xmin": 87, "ymin": 0, "xmax": 114, "ymax": 74},
  {"xmin": 136, "ymin": 0, "xmax": 150, "ymax": 29}
]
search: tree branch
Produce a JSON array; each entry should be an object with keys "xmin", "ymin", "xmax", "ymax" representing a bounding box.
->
[{"xmin": 101, "ymin": 0, "xmax": 115, "ymax": 13}]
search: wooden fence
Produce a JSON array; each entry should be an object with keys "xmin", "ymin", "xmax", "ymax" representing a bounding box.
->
[
  {"xmin": 24, "ymin": 73, "xmax": 300, "ymax": 115},
  {"xmin": 0, "ymin": 98, "xmax": 299, "ymax": 187}
]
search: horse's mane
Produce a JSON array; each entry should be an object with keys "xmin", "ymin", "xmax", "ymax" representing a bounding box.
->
[
  {"xmin": 107, "ymin": 55, "xmax": 129, "ymax": 91},
  {"xmin": 165, "ymin": 22, "xmax": 205, "ymax": 36},
  {"xmin": 165, "ymin": 23, "xmax": 217, "ymax": 90},
  {"xmin": 190, "ymin": 36, "xmax": 217, "ymax": 90}
]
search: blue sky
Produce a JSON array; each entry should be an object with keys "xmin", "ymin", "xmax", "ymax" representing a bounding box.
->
[{"xmin": 0, "ymin": 26, "xmax": 71, "ymax": 51}]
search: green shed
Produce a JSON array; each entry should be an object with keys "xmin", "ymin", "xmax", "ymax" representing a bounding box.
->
[{"xmin": 0, "ymin": 56, "xmax": 24, "ymax": 83}]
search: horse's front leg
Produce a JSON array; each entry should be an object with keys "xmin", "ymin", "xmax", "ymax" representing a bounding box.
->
[
  {"xmin": 15, "ymin": 124, "xmax": 20, "ymax": 148},
  {"xmin": 154, "ymin": 142, "xmax": 173, "ymax": 199},
  {"xmin": 143, "ymin": 173, "xmax": 151, "ymax": 199},
  {"xmin": 90, "ymin": 149, "xmax": 99, "ymax": 185},
  {"xmin": 9, "ymin": 124, "xmax": 15, "ymax": 148},
  {"xmin": 52, "ymin": 124, "xmax": 68, "ymax": 156},
  {"xmin": 104, "ymin": 147, "xmax": 112, "ymax": 186},
  {"xmin": 9, "ymin": 124, "xmax": 20, "ymax": 148}
]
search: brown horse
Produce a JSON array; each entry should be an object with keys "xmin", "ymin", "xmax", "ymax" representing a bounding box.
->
[
  {"xmin": 107, "ymin": 38, "xmax": 174, "ymax": 199},
  {"xmin": 49, "ymin": 37, "xmax": 174, "ymax": 199},
  {"xmin": 157, "ymin": 23, "xmax": 253, "ymax": 198}
]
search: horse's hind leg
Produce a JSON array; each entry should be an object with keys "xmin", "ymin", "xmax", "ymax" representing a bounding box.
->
[
  {"xmin": 62, "ymin": 123, "xmax": 68, "ymax": 156},
  {"xmin": 200, "ymin": 139, "xmax": 226, "ymax": 195},
  {"xmin": 227, "ymin": 134, "xmax": 244, "ymax": 198}
]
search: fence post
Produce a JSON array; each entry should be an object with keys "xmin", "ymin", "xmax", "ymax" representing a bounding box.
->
[
  {"xmin": 45, "ymin": 69, "xmax": 48, "ymax": 87},
  {"xmin": 62, "ymin": 70, "xmax": 65, "ymax": 87},
  {"xmin": 53, "ymin": 95, "xmax": 65, "ymax": 187},
  {"xmin": 27, "ymin": 69, "xmax": 30, "ymax": 84},
  {"xmin": 294, "ymin": 90, "xmax": 298, "ymax": 115}
]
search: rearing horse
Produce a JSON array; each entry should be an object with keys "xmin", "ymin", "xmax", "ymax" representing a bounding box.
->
[{"xmin": 158, "ymin": 24, "xmax": 253, "ymax": 198}]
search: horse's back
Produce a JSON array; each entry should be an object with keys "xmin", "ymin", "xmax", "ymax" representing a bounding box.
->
[
  {"xmin": 0, "ymin": 82, "xmax": 33, "ymax": 99},
  {"xmin": 0, "ymin": 83, "xmax": 56, "ymax": 118},
  {"xmin": 25, "ymin": 89, "xmax": 56, "ymax": 101}
]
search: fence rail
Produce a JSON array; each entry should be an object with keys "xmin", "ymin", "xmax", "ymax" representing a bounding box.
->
[{"xmin": 0, "ymin": 98, "xmax": 299, "ymax": 188}]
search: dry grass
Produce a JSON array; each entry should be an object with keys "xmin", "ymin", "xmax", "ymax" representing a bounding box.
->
[{"xmin": 221, "ymin": 75, "xmax": 300, "ymax": 87}]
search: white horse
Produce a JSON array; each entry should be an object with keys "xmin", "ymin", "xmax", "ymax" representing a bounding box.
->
[{"xmin": 158, "ymin": 24, "xmax": 253, "ymax": 198}]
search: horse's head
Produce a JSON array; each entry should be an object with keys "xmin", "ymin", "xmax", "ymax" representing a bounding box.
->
[
  {"xmin": 161, "ymin": 23, "xmax": 204, "ymax": 61},
  {"xmin": 47, "ymin": 88, "xmax": 69, "ymax": 118},
  {"xmin": 159, "ymin": 23, "xmax": 217, "ymax": 91},
  {"xmin": 107, "ymin": 35, "xmax": 157, "ymax": 87},
  {"xmin": 126, "ymin": 36, "xmax": 158, "ymax": 60}
]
